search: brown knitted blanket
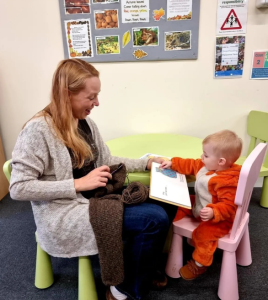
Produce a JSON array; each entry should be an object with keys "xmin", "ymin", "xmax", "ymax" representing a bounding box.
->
[{"xmin": 89, "ymin": 163, "xmax": 149, "ymax": 286}]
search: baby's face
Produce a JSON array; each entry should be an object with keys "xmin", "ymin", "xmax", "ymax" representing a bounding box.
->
[{"xmin": 201, "ymin": 143, "xmax": 220, "ymax": 171}]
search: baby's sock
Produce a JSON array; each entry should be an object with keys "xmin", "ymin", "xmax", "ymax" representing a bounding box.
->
[
  {"xmin": 110, "ymin": 286, "xmax": 127, "ymax": 300},
  {"xmin": 195, "ymin": 261, "xmax": 203, "ymax": 267}
]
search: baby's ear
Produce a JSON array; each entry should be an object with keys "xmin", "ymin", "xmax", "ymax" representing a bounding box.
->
[{"xmin": 218, "ymin": 158, "xmax": 226, "ymax": 166}]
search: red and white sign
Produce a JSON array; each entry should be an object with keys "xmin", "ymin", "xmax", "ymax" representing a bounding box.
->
[
  {"xmin": 220, "ymin": 9, "xmax": 242, "ymax": 31},
  {"xmin": 217, "ymin": 0, "xmax": 248, "ymax": 35}
]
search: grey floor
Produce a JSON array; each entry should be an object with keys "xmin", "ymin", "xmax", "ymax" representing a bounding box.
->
[{"xmin": 0, "ymin": 188, "xmax": 268, "ymax": 300}]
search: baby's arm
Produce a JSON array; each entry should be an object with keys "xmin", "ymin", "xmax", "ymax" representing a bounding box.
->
[
  {"xmin": 161, "ymin": 158, "xmax": 203, "ymax": 176},
  {"xmin": 160, "ymin": 160, "xmax": 172, "ymax": 169}
]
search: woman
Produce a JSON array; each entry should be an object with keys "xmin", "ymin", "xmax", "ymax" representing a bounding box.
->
[{"xmin": 10, "ymin": 59, "xmax": 174, "ymax": 300}]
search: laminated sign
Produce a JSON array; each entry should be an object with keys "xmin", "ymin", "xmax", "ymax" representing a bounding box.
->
[{"xmin": 216, "ymin": 0, "xmax": 248, "ymax": 35}]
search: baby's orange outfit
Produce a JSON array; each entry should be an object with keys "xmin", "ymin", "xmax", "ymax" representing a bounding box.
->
[{"xmin": 171, "ymin": 157, "xmax": 241, "ymax": 266}]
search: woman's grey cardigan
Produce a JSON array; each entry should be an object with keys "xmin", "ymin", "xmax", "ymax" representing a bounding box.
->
[{"xmin": 10, "ymin": 117, "xmax": 148, "ymax": 258}]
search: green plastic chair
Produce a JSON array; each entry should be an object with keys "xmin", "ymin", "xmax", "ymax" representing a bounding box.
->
[
  {"xmin": 3, "ymin": 160, "xmax": 98, "ymax": 300},
  {"xmin": 235, "ymin": 111, "xmax": 268, "ymax": 208}
]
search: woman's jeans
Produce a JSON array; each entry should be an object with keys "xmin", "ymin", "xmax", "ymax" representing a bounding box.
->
[{"xmin": 116, "ymin": 201, "xmax": 176, "ymax": 300}]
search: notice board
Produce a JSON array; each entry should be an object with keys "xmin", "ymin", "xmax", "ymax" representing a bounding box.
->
[{"xmin": 59, "ymin": 0, "xmax": 200, "ymax": 62}]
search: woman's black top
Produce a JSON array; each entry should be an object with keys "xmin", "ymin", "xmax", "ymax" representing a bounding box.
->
[{"xmin": 68, "ymin": 119, "xmax": 99, "ymax": 199}]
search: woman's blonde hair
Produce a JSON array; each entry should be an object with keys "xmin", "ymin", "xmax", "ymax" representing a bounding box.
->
[
  {"xmin": 203, "ymin": 130, "xmax": 242, "ymax": 165},
  {"xmin": 34, "ymin": 59, "xmax": 99, "ymax": 168}
]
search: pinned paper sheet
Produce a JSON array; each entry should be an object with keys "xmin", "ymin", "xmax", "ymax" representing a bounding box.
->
[
  {"xmin": 165, "ymin": 31, "xmax": 191, "ymax": 51},
  {"xmin": 65, "ymin": 19, "xmax": 93, "ymax": 58},
  {"xmin": 132, "ymin": 27, "xmax": 159, "ymax": 47},
  {"xmin": 250, "ymin": 51, "xmax": 268, "ymax": 80},
  {"xmin": 94, "ymin": 9, "xmax": 119, "ymax": 30},
  {"xmin": 214, "ymin": 35, "xmax": 245, "ymax": 78},
  {"xmin": 167, "ymin": 0, "xmax": 192, "ymax": 21},
  {"xmin": 216, "ymin": 0, "xmax": 248, "ymax": 35},
  {"xmin": 95, "ymin": 35, "xmax": 120, "ymax": 55}
]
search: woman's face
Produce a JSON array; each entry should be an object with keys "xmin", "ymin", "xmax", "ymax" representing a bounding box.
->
[{"xmin": 70, "ymin": 77, "xmax": 101, "ymax": 120}]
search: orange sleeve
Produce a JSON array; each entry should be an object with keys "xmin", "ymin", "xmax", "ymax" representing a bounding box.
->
[
  {"xmin": 171, "ymin": 157, "xmax": 204, "ymax": 177},
  {"xmin": 207, "ymin": 175, "xmax": 239, "ymax": 223}
]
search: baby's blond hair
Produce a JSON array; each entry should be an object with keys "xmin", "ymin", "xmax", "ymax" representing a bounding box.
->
[{"xmin": 203, "ymin": 130, "xmax": 242, "ymax": 165}]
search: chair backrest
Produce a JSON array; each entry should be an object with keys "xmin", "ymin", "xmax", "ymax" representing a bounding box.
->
[
  {"xmin": 247, "ymin": 110, "xmax": 268, "ymax": 168},
  {"xmin": 230, "ymin": 143, "xmax": 267, "ymax": 239},
  {"xmin": 3, "ymin": 159, "xmax": 12, "ymax": 183}
]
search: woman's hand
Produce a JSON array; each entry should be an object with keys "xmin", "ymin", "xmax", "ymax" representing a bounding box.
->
[
  {"xmin": 200, "ymin": 207, "xmax": 214, "ymax": 221},
  {"xmin": 74, "ymin": 165, "xmax": 112, "ymax": 192},
  {"xmin": 146, "ymin": 157, "xmax": 166, "ymax": 170}
]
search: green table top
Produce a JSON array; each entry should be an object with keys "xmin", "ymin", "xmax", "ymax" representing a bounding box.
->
[{"xmin": 106, "ymin": 133, "xmax": 203, "ymax": 185}]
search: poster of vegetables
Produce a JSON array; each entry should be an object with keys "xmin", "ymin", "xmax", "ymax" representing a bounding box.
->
[
  {"xmin": 65, "ymin": 20, "xmax": 93, "ymax": 58},
  {"xmin": 95, "ymin": 35, "xmax": 120, "ymax": 55},
  {"xmin": 167, "ymin": 0, "xmax": 192, "ymax": 21},
  {"xmin": 94, "ymin": 9, "xmax": 118, "ymax": 29},
  {"xmin": 132, "ymin": 27, "xmax": 159, "ymax": 47}
]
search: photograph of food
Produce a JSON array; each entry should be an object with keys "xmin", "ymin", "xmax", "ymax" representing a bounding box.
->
[
  {"xmin": 165, "ymin": 31, "xmax": 191, "ymax": 51},
  {"xmin": 94, "ymin": 10, "xmax": 118, "ymax": 29},
  {"xmin": 65, "ymin": 0, "xmax": 90, "ymax": 14},
  {"xmin": 95, "ymin": 35, "xmax": 120, "ymax": 55},
  {"xmin": 93, "ymin": 0, "xmax": 119, "ymax": 3},
  {"xmin": 132, "ymin": 27, "xmax": 159, "ymax": 47}
]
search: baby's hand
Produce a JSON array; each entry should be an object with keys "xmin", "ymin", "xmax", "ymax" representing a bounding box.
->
[
  {"xmin": 160, "ymin": 160, "xmax": 172, "ymax": 169},
  {"xmin": 146, "ymin": 157, "xmax": 166, "ymax": 170},
  {"xmin": 200, "ymin": 207, "xmax": 214, "ymax": 221}
]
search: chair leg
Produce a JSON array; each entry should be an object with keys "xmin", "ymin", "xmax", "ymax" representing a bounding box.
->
[
  {"xmin": 165, "ymin": 233, "xmax": 183, "ymax": 278},
  {"xmin": 78, "ymin": 256, "xmax": 98, "ymax": 300},
  {"xmin": 163, "ymin": 224, "xmax": 173, "ymax": 254},
  {"xmin": 218, "ymin": 251, "xmax": 239, "ymax": 300},
  {"xmin": 35, "ymin": 242, "xmax": 54, "ymax": 289},
  {"xmin": 236, "ymin": 226, "xmax": 252, "ymax": 266},
  {"xmin": 260, "ymin": 176, "xmax": 268, "ymax": 208}
]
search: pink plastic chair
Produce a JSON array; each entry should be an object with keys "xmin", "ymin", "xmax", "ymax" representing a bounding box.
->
[{"xmin": 165, "ymin": 143, "xmax": 267, "ymax": 300}]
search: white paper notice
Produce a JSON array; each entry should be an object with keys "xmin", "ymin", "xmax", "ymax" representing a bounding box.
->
[
  {"xmin": 65, "ymin": 19, "xmax": 93, "ymax": 58},
  {"xmin": 121, "ymin": 0, "xmax": 150, "ymax": 23},
  {"xmin": 216, "ymin": 0, "xmax": 248, "ymax": 35},
  {"xmin": 221, "ymin": 43, "xmax": 239, "ymax": 66},
  {"xmin": 167, "ymin": 0, "xmax": 192, "ymax": 21}
]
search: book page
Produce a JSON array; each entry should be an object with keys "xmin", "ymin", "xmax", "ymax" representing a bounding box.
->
[
  {"xmin": 150, "ymin": 162, "xmax": 191, "ymax": 208},
  {"xmin": 140, "ymin": 153, "xmax": 171, "ymax": 160}
]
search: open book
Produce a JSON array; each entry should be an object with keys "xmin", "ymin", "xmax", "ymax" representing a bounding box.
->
[
  {"xmin": 140, "ymin": 153, "xmax": 171, "ymax": 160},
  {"xmin": 149, "ymin": 162, "xmax": 191, "ymax": 209}
]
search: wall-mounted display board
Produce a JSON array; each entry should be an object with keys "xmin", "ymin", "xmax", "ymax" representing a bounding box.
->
[{"xmin": 59, "ymin": 0, "xmax": 200, "ymax": 62}]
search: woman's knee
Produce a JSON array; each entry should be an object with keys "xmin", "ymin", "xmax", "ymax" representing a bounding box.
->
[
  {"xmin": 123, "ymin": 203, "xmax": 169, "ymax": 234},
  {"xmin": 142, "ymin": 203, "xmax": 169, "ymax": 233}
]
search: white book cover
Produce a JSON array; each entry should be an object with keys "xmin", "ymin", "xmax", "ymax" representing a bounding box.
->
[{"xmin": 150, "ymin": 162, "xmax": 191, "ymax": 208}]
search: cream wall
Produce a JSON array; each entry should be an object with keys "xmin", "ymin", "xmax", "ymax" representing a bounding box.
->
[{"xmin": 0, "ymin": 1, "xmax": 267, "ymax": 167}]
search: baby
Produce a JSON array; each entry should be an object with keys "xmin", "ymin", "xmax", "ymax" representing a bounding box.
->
[{"xmin": 161, "ymin": 130, "xmax": 242, "ymax": 280}]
